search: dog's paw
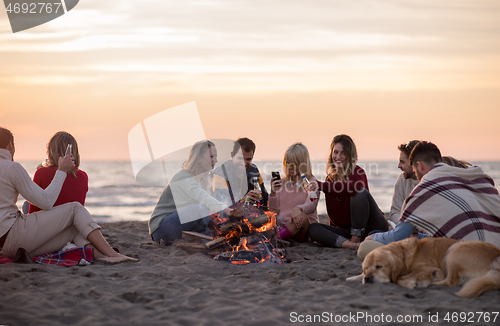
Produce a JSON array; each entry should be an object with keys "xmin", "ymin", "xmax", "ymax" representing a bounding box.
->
[
  {"xmin": 397, "ymin": 277, "xmax": 417, "ymax": 289},
  {"xmin": 346, "ymin": 274, "xmax": 364, "ymax": 282},
  {"xmin": 415, "ymin": 279, "xmax": 431, "ymax": 289},
  {"xmin": 431, "ymin": 270, "xmax": 445, "ymax": 282}
]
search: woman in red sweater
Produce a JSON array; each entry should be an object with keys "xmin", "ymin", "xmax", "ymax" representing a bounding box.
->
[
  {"xmin": 268, "ymin": 143, "xmax": 320, "ymax": 241},
  {"xmin": 29, "ymin": 131, "xmax": 88, "ymax": 213},
  {"xmin": 308, "ymin": 134, "xmax": 388, "ymax": 249}
]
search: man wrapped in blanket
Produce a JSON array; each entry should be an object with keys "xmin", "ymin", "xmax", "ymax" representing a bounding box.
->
[{"xmin": 358, "ymin": 141, "xmax": 500, "ymax": 261}]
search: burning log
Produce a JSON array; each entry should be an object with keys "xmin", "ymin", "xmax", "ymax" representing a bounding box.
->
[
  {"xmin": 173, "ymin": 205, "xmax": 285, "ymax": 264},
  {"xmin": 220, "ymin": 213, "xmax": 270, "ymax": 233},
  {"xmin": 206, "ymin": 213, "xmax": 272, "ymax": 249},
  {"xmin": 214, "ymin": 250, "xmax": 263, "ymax": 263}
]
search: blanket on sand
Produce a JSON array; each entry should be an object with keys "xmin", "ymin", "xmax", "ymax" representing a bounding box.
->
[
  {"xmin": 0, "ymin": 247, "xmax": 93, "ymax": 267},
  {"xmin": 400, "ymin": 163, "xmax": 500, "ymax": 247}
]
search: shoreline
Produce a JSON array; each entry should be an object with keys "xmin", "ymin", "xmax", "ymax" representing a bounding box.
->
[{"xmin": 1, "ymin": 219, "xmax": 499, "ymax": 325}]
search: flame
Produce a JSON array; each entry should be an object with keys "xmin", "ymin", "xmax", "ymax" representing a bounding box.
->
[
  {"xmin": 211, "ymin": 213, "xmax": 223, "ymax": 224},
  {"xmin": 255, "ymin": 222, "xmax": 272, "ymax": 233},
  {"xmin": 234, "ymin": 237, "xmax": 250, "ymax": 251},
  {"xmin": 226, "ymin": 226, "xmax": 242, "ymax": 239},
  {"xmin": 209, "ymin": 206, "xmax": 283, "ymax": 264}
]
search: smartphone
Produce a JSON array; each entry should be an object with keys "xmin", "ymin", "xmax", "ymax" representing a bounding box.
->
[
  {"xmin": 65, "ymin": 144, "xmax": 72, "ymax": 156},
  {"xmin": 271, "ymin": 171, "xmax": 281, "ymax": 180}
]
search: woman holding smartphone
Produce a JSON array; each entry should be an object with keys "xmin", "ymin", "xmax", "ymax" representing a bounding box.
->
[
  {"xmin": 268, "ymin": 143, "xmax": 320, "ymax": 241},
  {"xmin": 29, "ymin": 131, "xmax": 88, "ymax": 213},
  {"xmin": 308, "ymin": 134, "xmax": 388, "ymax": 249}
]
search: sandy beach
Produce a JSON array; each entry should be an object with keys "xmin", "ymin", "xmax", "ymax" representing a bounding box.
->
[{"xmin": 1, "ymin": 216, "xmax": 499, "ymax": 326}]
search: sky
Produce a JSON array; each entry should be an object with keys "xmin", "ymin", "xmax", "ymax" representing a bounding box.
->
[{"xmin": 1, "ymin": 0, "xmax": 500, "ymax": 163}]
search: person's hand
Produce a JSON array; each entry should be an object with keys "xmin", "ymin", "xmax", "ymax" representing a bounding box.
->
[
  {"xmin": 223, "ymin": 207, "xmax": 233, "ymax": 216},
  {"xmin": 57, "ymin": 154, "xmax": 75, "ymax": 174},
  {"xmin": 246, "ymin": 190, "xmax": 260, "ymax": 204},
  {"xmin": 305, "ymin": 179, "xmax": 318, "ymax": 192},
  {"xmin": 364, "ymin": 234, "xmax": 374, "ymax": 241},
  {"xmin": 291, "ymin": 207, "xmax": 304, "ymax": 229},
  {"xmin": 270, "ymin": 177, "xmax": 282, "ymax": 196}
]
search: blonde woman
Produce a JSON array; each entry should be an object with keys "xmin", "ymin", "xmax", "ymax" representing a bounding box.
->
[
  {"xmin": 308, "ymin": 134, "xmax": 388, "ymax": 249},
  {"xmin": 149, "ymin": 140, "xmax": 231, "ymax": 245},
  {"xmin": 268, "ymin": 143, "xmax": 320, "ymax": 242},
  {"xmin": 29, "ymin": 131, "xmax": 88, "ymax": 213}
]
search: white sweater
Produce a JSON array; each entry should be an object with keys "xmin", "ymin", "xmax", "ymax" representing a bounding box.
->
[
  {"xmin": 388, "ymin": 173, "xmax": 419, "ymax": 224},
  {"xmin": 0, "ymin": 149, "xmax": 66, "ymax": 238}
]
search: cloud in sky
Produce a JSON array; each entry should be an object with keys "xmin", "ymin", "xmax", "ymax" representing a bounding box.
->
[
  {"xmin": 1, "ymin": 0, "xmax": 499, "ymax": 91},
  {"xmin": 1, "ymin": 0, "xmax": 500, "ymax": 161}
]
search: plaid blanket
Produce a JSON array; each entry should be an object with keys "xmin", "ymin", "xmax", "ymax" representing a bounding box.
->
[
  {"xmin": 400, "ymin": 163, "xmax": 500, "ymax": 247},
  {"xmin": 0, "ymin": 247, "xmax": 93, "ymax": 267}
]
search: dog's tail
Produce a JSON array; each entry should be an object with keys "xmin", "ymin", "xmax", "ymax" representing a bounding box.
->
[{"xmin": 456, "ymin": 257, "xmax": 500, "ymax": 298}]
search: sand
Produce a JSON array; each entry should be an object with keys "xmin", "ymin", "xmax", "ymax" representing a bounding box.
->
[{"xmin": 1, "ymin": 217, "xmax": 499, "ymax": 326}]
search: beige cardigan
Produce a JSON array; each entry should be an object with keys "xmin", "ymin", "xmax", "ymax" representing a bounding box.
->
[{"xmin": 0, "ymin": 149, "xmax": 66, "ymax": 238}]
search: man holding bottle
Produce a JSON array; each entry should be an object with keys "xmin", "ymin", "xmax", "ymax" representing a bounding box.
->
[{"xmin": 212, "ymin": 138, "xmax": 268, "ymax": 206}]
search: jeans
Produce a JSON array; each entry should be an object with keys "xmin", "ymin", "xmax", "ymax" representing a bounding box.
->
[
  {"xmin": 151, "ymin": 204, "xmax": 211, "ymax": 245},
  {"xmin": 371, "ymin": 222, "xmax": 429, "ymax": 245}
]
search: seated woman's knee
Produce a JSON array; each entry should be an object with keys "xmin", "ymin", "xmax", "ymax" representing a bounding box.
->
[
  {"xmin": 353, "ymin": 188, "xmax": 369, "ymax": 201},
  {"xmin": 52, "ymin": 201, "xmax": 85, "ymax": 215},
  {"xmin": 68, "ymin": 201, "xmax": 85, "ymax": 212},
  {"xmin": 307, "ymin": 222, "xmax": 322, "ymax": 236}
]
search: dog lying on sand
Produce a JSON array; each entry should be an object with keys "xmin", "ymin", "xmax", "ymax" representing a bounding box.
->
[{"xmin": 346, "ymin": 237, "xmax": 500, "ymax": 298}]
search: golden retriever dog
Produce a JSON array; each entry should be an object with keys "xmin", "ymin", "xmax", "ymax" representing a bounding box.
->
[{"xmin": 346, "ymin": 237, "xmax": 500, "ymax": 298}]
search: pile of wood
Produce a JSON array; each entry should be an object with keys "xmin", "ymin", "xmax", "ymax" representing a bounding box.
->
[{"xmin": 172, "ymin": 205, "xmax": 281, "ymax": 260}]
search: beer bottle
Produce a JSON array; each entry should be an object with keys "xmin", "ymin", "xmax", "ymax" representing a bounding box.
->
[{"xmin": 301, "ymin": 173, "xmax": 318, "ymax": 202}]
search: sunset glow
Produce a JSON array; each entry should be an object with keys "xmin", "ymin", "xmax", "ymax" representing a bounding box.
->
[{"xmin": 1, "ymin": 0, "xmax": 500, "ymax": 162}]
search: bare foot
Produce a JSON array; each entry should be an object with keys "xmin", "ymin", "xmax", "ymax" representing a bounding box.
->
[
  {"xmin": 96, "ymin": 253, "xmax": 139, "ymax": 264},
  {"xmin": 341, "ymin": 240, "xmax": 359, "ymax": 250}
]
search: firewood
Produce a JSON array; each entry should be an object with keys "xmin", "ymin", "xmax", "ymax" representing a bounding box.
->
[
  {"xmin": 205, "ymin": 237, "xmax": 227, "ymax": 248},
  {"xmin": 181, "ymin": 231, "xmax": 212, "ymax": 240},
  {"xmin": 220, "ymin": 214, "xmax": 270, "ymax": 233},
  {"xmin": 206, "ymin": 214, "xmax": 272, "ymax": 249}
]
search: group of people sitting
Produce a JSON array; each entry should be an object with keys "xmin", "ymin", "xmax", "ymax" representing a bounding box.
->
[
  {"xmin": 148, "ymin": 134, "xmax": 500, "ymax": 257},
  {"xmin": 1, "ymin": 125, "xmax": 500, "ymax": 265}
]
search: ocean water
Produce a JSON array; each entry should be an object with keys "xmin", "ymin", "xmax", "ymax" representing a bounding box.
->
[{"xmin": 17, "ymin": 160, "xmax": 500, "ymax": 224}]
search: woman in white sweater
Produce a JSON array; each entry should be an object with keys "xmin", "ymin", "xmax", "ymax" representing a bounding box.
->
[
  {"xmin": 149, "ymin": 140, "xmax": 231, "ymax": 245},
  {"xmin": 0, "ymin": 127, "xmax": 136, "ymax": 263}
]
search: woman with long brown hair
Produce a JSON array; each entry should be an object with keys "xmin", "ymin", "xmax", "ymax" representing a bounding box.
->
[
  {"xmin": 308, "ymin": 134, "xmax": 388, "ymax": 249},
  {"xmin": 29, "ymin": 131, "xmax": 88, "ymax": 213}
]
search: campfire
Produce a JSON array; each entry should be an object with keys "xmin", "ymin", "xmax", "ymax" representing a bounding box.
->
[{"xmin": 179, "ymin": 204, "xmax": 287, "ymax": 265}]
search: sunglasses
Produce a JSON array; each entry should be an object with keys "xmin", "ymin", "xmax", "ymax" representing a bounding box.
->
[
  {"xmin": 284, "ymin": 161, "xmax": 297, "ymax": 168},
  {"xmin": 406, "ymin": 140, "xmax": 420, "ymax": 150}
]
